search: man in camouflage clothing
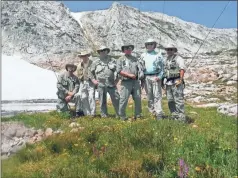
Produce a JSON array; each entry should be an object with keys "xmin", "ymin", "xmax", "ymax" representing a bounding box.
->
[
  {"xmin": 117, "ymin": 44, "xmax": 144, "ymax": 121},
  {"xmin": 76, "ymin": 50, "xmax": 96, "ymax": 117},
  {"xmin": 163, "ymin": 44, "xmax": 186, "ymax": 122},
  {"xmin": 140, "ymin": 39, "xmax": 165, "ymax": 120},
  {"xmin": 89, "ymin": 46, "xmax": 120, "ymax": 118},
  {"xmin": 56, "ymin": 63, "xmax": 84, "ymax": 117}
]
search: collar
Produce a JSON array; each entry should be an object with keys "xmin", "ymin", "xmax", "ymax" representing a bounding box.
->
[
  {"xmin": 168, "ymin": 54, "xmax": 177, "ymax": 60},
  {"xmin": 147, "ymin": 50, "xmax": 157, "ymax": 55}
]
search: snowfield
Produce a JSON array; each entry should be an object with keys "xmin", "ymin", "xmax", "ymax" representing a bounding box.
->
[{"xmin": 2, "ymin": 55, "xmax": 58, "ymax": 101}]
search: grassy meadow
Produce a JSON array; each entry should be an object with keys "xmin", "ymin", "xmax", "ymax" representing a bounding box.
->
[{"xmin": 1, "ymin": 100, "xmax": 237, "ymax": 178}]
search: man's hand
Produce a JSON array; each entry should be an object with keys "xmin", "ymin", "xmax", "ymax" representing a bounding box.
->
[
  {"xmin": 67, "ymin": 91, "xmax": 74, "ymax": 96},
  {"xmin": 175, "ymin": 79, "xmax": 183, "ymax": 87},
  {"xmin": 128, "ymin": 74, "xmax": 136, "ymax": 80},
  {"xmin": 92, "ymin": 79, "xmax": 99, "ymax": 86},
  {"xmin": 65, "ymin": 95, "xmax": 72, "ymax": 103}
]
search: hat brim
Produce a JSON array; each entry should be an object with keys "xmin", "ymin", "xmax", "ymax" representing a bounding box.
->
[
  {"xmin": 65, "ymin": 64, "xmax": 77, "ymax": 72},
  {"xmin": 145, "ymin": 41, "xmax": 157, "ymax": 45},
  {"xmin": 121, "ymin": 45, "xmax": 134, "ymax": 52},
  {"xmin": 78, "ymin": 53, "xmax": 91, "ymax": 57},
  {"xmin": 97, "ymin": 48, "xmax": 110, "ymax": 54}
]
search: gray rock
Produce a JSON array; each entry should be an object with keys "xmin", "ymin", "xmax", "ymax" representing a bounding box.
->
[
  {"xmin": 217, "ymin": 104, "xmax": 238, "ymax": 116},
  {"xmin": 15, "ymin": 129, "xmax": 26, "ymax": 138},
  {"xmin": 221, "ymin": 74, "xmax": 233, "ymax": 82},
  {"xmin": 194, "ymin": 103, "xmax": 219, "ymax": 108},
  {"xmin": 69, "ymin": 122, "xmax": 80, "ymax": 128},
  {"xmin": 70, "ymin": 128, "xmax": 79, "ymax": 133},
  {"xmin": 37, "ymin": 129, "xmax": 44, "ymax": 136},
  {"xmin": 25, "ymin": 129, "xmax": 37, "ymax": 137},
  {"xmin": 1, "ymin": 1, "xmax": 237, "ymax": 71},
  {"xmin": 1, "ymin": 144, "xmax": 10, "ymax": 155},
  {"xmin": 1, "ymin": 122, "xmax": 38, "ymax": 158},
  {"xmin": 2, "ymin": 1, "xmax": 91, "ymax": 69},
  {"xmin": 45, "ymin": 128, "xmax": 53, "ymax": 137},
  {"xmin": 10, "ymin": 143, "xmax": 26, "ymax": 154},
  {"xmin": 226, "ymin": 81, "xmax": 237, "ymax": 85},
  {"xmin": 4, "ymin": 128, "xmax": 17, "ymax": 137}
]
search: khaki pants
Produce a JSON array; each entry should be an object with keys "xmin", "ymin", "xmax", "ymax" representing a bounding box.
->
[
  {"xmin": 78, "ymin": 80, "xmax": 96, "ymax": 116},
  {"xmin": 119, "ymin": 80, "xmax": 142, "ymax": 120},
  {"xmin": 144, "ymin": 75, "xmax": 163, "ymax": 116},
  {"xmin": 166, "ymin": 83, "xmax": 185, "ymax": 121}
]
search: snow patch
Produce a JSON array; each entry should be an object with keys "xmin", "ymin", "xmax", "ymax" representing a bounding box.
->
[{"xmin": 2, "ymin": 55, "xmax": 58, "ymax": 101}]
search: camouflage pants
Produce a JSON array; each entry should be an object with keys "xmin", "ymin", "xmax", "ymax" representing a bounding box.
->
[
  {"xmin": 56, "ymin": 93, "xmax": 82, "ymax": 113},
  {"xmin": 97, "ymin": 86, "xmax": 120, "ymax": 117},
  {"xmin": 166, "ymin": 83, "xmax": 185, "ymax": 121},
  {"xmin": 119, "ymin": 80, "xmax": 142, "ymax": 120},
  {"xmin": 78, "ymin": 80, "xmax": 96, "ymax": 116},
  {"xmin": 144, "ymin": 75, "xmax": 163, "ymax": 116}
]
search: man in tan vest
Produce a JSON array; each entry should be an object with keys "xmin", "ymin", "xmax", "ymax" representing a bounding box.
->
[
  {"xmin": 89, "ymin": 46, "xmax": 120, "ymax": 118},
  {"xmin": 76, "ymin": 50, "xmax": 96, "ymax": 117}
]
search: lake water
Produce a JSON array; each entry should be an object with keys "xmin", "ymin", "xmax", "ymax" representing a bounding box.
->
[{"xmin": 1, "ymin": 102, "xmax": 57, "ymax": 117}]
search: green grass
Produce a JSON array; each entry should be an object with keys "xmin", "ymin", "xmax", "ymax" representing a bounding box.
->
[{"xmin": 1, "ymin": 100, "xmax": 237, "ymax": 178}]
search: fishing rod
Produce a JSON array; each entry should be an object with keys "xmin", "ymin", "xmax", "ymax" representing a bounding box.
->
[{"xmin": 186, "ymin": 1, "xmax": 231, "ymax": 72}]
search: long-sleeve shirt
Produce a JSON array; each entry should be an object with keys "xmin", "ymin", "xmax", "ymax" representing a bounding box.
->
[
  {"xmin": 89, "ymin": 56, "xmax": 117, "ymax": 87},
  {"xmin": 57, "ymin": 72, "xmax": 80, "ymax": 98},
  {"xmin": 140, "ymin": 50, "xmax": 164, "ymax": 79},
  {"xmin": 76, "ymin": 59, "xmax": 93, "ymax": 81}
]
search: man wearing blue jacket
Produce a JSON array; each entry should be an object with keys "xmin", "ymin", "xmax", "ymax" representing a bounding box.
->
[{"xmin": 140, "ymin": 39, "xmax": 165, "ymax": 120}]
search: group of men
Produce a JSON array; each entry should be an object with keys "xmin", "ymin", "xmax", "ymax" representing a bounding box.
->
[{"xmin": 56, "ymin": 38, "xmax": 186, "ymax": 122}]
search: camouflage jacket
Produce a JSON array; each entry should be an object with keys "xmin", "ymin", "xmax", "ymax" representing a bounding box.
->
[
  {"xmin": 56, "ymin": 72, "xmax": 80, "ymax": 99},
  {"xmin": 89, "ymin": 56, "xmax": 118, "ymax": 87},
  {"xmin": 117, "ymin": 55, "xmax": 145, "ymax": 80}
]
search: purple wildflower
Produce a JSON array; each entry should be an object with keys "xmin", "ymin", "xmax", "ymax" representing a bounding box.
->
[{"xmin": 178, "ymin": 159, "xmax": 189, "ymax": 178}]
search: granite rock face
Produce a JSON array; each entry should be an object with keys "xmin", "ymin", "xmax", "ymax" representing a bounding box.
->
[{"xmin": 2, "ymin": 1, "xmax": 90, "ymax": 70}]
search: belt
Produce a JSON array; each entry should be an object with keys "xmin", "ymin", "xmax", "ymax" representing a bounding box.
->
[
  {"xmin": 122, "ymin": 76, "xmax": 139, "ymax": 81},
  {"xmin": 145, "ymin": 73, "xmax": 159, "ymax": 76},
  {"xmin": 167, "ymin": 77, "xmax": 180, "ymax": 81},
  {"xmin": 80, "ymin": 79, "xmax": 90, "ymax": 82}
]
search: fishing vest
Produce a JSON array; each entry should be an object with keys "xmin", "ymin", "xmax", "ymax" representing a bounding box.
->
[
  {"xmin": 165, "ymin": 55, "xmax": 180, "ymax": 79},
  {"xmin": 94, "ymin": 56, "xmax": 117, "ymax": 87},
  {"xmin": 119, "ymin": 55, "xmax": 144, "ymax": 80},
  {"xmin": 57, "ymin": 72, "xmax": 79, "ymax": 99},
  {"xmin": 77, "ymin": 60, "xmax": 92, "ymax": 81}
]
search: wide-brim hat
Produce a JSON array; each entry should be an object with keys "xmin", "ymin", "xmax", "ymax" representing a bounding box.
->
[
  {"xmin": 145, "ymin": 38, "xmax": 157, "ymax": 45},
  {"xmin": 164, "ymin": 43, "xmax": 178, "ymax": 51},
  {"xmin": 78, "ymin": 50, "xmax": 91, "ymax": 57},
  {"xmin": 97, "ymin": 46, "xmax": 110, "ymax": 54},
  {"xmin": 65, "ymin": 63, "xmax": 77, "ymax": 72},
  {"xmin": 121, "ymin": 44, "xmax": 134, "ymax": 52}
]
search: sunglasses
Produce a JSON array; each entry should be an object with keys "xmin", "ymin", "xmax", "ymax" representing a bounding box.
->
[
  {"xmin": 98, "ymin": 49, "xmax": 107, "ymax": 53},
  {"xmin": 165, "ymin": 48, "xmax": 175, "ymax": 51},
  {"xmin": 124, "ymin": 46, "xmax": 133, "ymax": 50},
  {"xmin": 145, "ymin": 43, "xmax": 155, "ymax": 46}
]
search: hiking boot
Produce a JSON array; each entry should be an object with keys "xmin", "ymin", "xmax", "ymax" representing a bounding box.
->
[
  {"xmin": 101, "ymin": 114, "xmax": 108, "ymax": 118},
  {"xmin": 156, "ymin": 115, "xmax": 167, "ymax": 120},
  {"xmin": 75, "ymin": 110, "xmax": 84, "ymax": 117}
]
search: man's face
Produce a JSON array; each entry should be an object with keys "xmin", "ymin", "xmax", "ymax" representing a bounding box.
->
[
  {"xmin": 98, "ymin": 49, "xmax": 108, "ymax": 57},
  {"xmin": 123, "ymin": 46, "xmax": 133, "ymax": 55},
  {"xmin": 165, "ymin": 48, "xmax": 176, "ymax": 56},
  {"xmin": 80, "ymin": 55, "xmax": 89, "ymax": 62},
  {"xmin": 67, "ymin": 66, "xmax": 74, "ymax": 73},
  {"xmin": 146, "ymin": 42, "xmax": 156, "ymax": 52}
]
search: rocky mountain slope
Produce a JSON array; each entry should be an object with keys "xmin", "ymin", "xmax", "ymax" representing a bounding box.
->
[
  {"xmin": 72, "ymin": 2, "xmax": 237, "ymax": 56},
  {"xmin": 2, "ymin": 1, "xmax": 90, "ymax": 68},
  {"xmin": 1, "ymin": 1, "xmax": 237, "ymax": 111},
  {"xmin": 2, "ymin": 1, "xmax": 237, "ymax": 68}
]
